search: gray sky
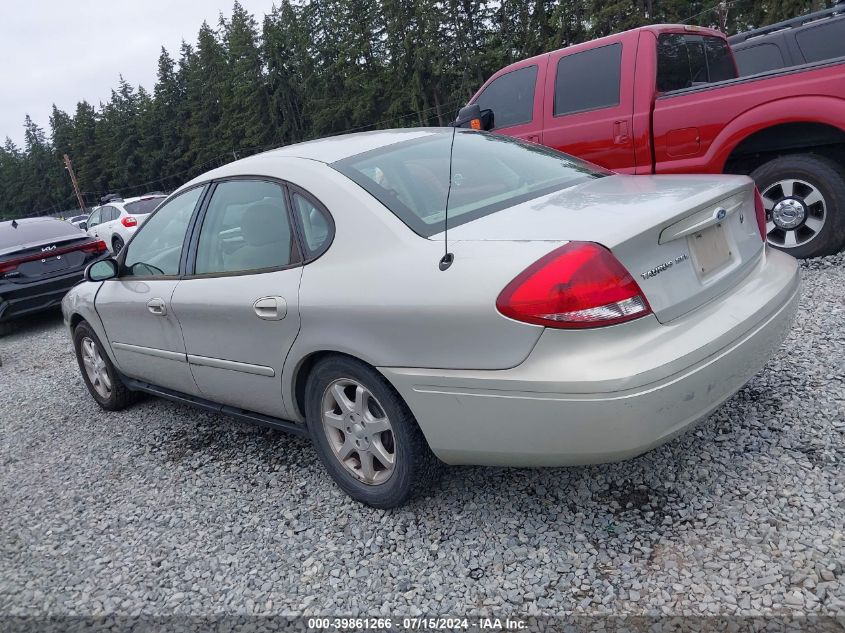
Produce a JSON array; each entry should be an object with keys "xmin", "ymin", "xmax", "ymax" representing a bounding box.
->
[{"xmin": 0, "ymin": 0, "xmax": 277, "ymax": 147}]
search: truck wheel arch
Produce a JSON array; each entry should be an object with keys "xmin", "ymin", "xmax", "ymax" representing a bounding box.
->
[{"xmin": 712, "ymin": 96, "xmax": 845, "ymax": 173}]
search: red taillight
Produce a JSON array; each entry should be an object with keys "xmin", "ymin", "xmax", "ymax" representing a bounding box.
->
[
  {"xmin": 0, "ymin": 260, "xmax": 19, "ymax": 275},
  {"xmin": 496, "ymin": 242, "xmax": 652, "ymax": 329},
  {"xmin": 753, "ymin": 187, "xmax": 767, "ymax": 242},
  {"xmin": 80, "ymin": 240, "xmax": 108, "ymax": 254},
  {"xmin": 121, "ymin": 216, "xmax": 138, "ymax": 228}
]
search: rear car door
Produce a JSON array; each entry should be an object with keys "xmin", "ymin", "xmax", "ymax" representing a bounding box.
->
[
  {"xmin": 541, "ymin": 37, "xmax": 637, "ymax": 172},
  {"xmin": 95, "ymin": 186, "xmax": 206, "ymax": 395},
  {"xmin": 96, "ymin": 206, "xmax": 119, "ymax": 246},
  {"xmin": 170, "ymin": 179, "xmax": 304, "ymax": 419}
]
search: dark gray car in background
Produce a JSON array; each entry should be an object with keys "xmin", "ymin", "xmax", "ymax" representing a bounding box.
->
[{"xmin": 0, "ymin": 217, "xmax": 108, "ymax": 335}]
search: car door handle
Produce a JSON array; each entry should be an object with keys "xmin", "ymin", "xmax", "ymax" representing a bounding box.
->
[
  {"xmin": 146, "ymin": 298, "xmax": 167, "ymax": 316},
  {"xmin": 253, "ymin": 296, "xmax": 287, "ymax": 321}
]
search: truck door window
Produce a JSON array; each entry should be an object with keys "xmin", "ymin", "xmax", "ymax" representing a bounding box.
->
[
  {"xmin": 474, "ymin": 65, "xmax": 537, "ymax": 130},
  {"xmin": 554, "ymin": 43, "xmax": 622, "ymax": 116},
  {"xmin": 657, "ymin": 34, "xmax": 737, "ymax": 92}
]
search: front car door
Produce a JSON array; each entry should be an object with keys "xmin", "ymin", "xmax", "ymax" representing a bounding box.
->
[
  {"xmin": 171, "ymin": 179, "xmax": 305, "ymax": 418},
  {"xmin": 472, "ymin": 62, "xmax": 546, "ymax": 144},
  {"xmin": 95, "ymin": 186, "xmax": 206, "ymax": 395}
]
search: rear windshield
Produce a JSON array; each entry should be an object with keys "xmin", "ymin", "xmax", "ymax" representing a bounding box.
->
[
  {"xmin": 332, "ymin": 131, "xmax": 607, "ymax": 237},
  {"xmin": 0, "ymin": 218, "xmax": 81, "ymax": 250},
  {"xmin": 125, "ymin": 197, "xmax": 165, "ymax": 215},
  {"xmin": 657, "ymin": 33, "xmax": 737, "ymax": 92}
]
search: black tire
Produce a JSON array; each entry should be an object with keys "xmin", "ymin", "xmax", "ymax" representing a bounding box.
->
[
  {"xmin": 750, "ymin": 154, "xmax": 845, "ymax": 258},
  {"xmin": 0, "ymin": 321, "xmax": 15, "ymax": 337},
  {"xmin": 73, "ymin": 320, "xmax": 135, "ymax": 411},
  {"xmin": 112, "ymin": 235, "xmax": 125, "ymax": 254},
  {"xmin": 304, "ymin": 355, "xmax": 440, "ymax": 508}
]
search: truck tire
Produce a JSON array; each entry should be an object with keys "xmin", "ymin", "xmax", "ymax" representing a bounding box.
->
[{"xmin": 750, "ymin": 154, "xmax": 845, "ymax": 258}]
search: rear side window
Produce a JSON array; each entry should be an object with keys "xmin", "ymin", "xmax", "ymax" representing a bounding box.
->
[
  {"xmin": 125, "ymin": 197, "xmax": 165, "ymax": 215},
  {"xmin": 194, "ymin": 180, "xmax": 297, "ymax": 275},
  {"xmin": 796, "ymin": 19, "xmax": 845, "ymax": 64},
  {"xmin": 87, "ymin": 208, "xmax": 102, "ymax": 227},
  {"xmin": 554, "ymin": 43, "xmax": 622, "ymax": 116},
  {"xmin": 474, "ymin": 65, "xmax": 538, "ymax": 130},
  {"xmin": 291, "ymin": 192, "xmax": 332, "ymax": 257},
  {"xmin": 734, "ymin": 43, "xmax": 786, "ymax": 75},
  {"xmin": 657, "ymin": 34, "xmax": 738, "ymax": 92},
  {"xmin": 103, "ymin": 206, "xmax": 119, "ymax": 222}
]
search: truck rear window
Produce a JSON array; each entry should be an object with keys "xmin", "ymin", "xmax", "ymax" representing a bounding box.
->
[{"xmin": 657, "ymin": 33, "xmax": 737, "ymax": 92}]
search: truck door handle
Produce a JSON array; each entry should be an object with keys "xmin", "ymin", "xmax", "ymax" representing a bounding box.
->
[
  {"xmin": 253, "ymin": 296, "xmax": 287, "ymax": 321},
  {"xmin": 146, "ymin": 297, "xmax": 167, "ymax": 316},
  {"xmin": 613, "ymin": 120, "xmax": 630, "ymax": 144}
]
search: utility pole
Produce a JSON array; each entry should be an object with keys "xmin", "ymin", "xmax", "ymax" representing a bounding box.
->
[{"xmin": 63, "ymin": 154, "xmax": 87, "ymax": 213}]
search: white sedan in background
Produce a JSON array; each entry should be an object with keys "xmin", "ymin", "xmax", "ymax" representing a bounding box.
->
[{"xmin": 84, "ymin": 194, "xmax": 166, "ymax": 253}]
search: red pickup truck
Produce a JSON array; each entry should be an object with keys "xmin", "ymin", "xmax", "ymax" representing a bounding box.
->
[{"xmin": 463, "ymin": 24, "xmax": 845, "ymax": 258}]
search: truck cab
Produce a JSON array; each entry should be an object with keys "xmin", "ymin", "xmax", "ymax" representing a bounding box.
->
[{"xmin": 467, "ymin": 24, "xmax": 845, "ymax": 258}]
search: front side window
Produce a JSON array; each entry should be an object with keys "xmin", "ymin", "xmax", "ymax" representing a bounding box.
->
[
  {"xmin": 474, "ymin": 65, "xmax": 538, "ymax": 130},
  {"xmin": 87, "ymin": 208, "xmax": 102, "ymax": 228},
  {"xmin": 657, "ymin": 33, "xmax": 738, "ymax": 92},
  {"xmin": 122, "ymin": 186, "xmax": 204, "ymax": 277},
  {"xmin": 333, "ymin": 130, "xmax": 608, "ymax": 237},
  {"xmin": 194, "ymin": 180, "xmax": 296, "ymax": 275},
  {"xmin": 554, "ymin": 44, "xmax": 622, "ymax": 116}
]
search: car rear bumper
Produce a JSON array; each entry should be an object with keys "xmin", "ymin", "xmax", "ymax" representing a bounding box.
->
[
  {"xmin": 380, "ymin": 247, "xmax": 800, "ymax": 466},
  {"xmin": 0, "ymin": 269, "xmax": 86, "ymax": 322}
]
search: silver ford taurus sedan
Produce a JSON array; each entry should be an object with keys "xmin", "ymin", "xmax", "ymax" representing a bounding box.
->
[{"xmin": 62, "ymin": 129, "xmax": 800, "ymax": 507}]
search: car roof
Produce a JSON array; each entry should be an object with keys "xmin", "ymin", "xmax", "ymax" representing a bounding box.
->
[{"xmin": 180, "ymin": 128, "xmax": 444, "ymax": 190}]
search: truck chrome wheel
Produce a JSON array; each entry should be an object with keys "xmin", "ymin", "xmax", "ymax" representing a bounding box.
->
[
  {"xmin": 321, "ymin": 378, "xmax": 396, "ymax": 485},
  {"xmin": 761, "ymin": 178, "xmax": 827, "ymax": 249},
  {"xmin": 80, "ymin": 336, "xmax": 112, "ymax": 399}
]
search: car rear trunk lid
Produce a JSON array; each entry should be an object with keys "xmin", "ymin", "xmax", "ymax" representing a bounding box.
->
[{"xmin": 444, "ymin": 174, "xmax": 764, "ymax": 323}]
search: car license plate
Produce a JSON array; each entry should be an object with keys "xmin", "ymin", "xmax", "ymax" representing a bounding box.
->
[{"xmin": 690, "ymin": 223, "xmax": 731, "ymax": 276}]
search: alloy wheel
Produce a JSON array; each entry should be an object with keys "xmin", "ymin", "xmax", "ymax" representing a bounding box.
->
[
  {"xmin": 320, "ymin": 378, "xmax": 396, "ymax": 485},
  {"xmin": 80, "ymin": 336, "xmax": 112, "ymax": 399},
  {"xmin": 761, "ymin": 178, "xmax": 827, "ymax": 249}
]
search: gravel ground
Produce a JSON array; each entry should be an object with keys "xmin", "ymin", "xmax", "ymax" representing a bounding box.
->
[{"xmin": 0, "ymin": 253, "xmax": 843, "ymax": 620}]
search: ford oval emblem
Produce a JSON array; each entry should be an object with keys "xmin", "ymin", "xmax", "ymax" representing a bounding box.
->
[{"xmin": 715, "ymin": 207, "xmax": 727, "ymax": 220}]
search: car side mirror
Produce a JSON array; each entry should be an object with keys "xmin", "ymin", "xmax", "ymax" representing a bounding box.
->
[
  {"xmin": 85, "ymin": 258, "xmax": 118, "ymax": 282},
  {"xmin": 452, "ymin": 104, "xmax": 494, "ymax": 131},
  {"xmin": 79, "ymin": 222, "xmax": 87, "ymax": 230}
]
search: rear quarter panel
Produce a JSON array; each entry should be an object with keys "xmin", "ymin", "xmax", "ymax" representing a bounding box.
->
[{"xmin": 652, "ymin": 61, "xmax": 845, "ymax": 174}]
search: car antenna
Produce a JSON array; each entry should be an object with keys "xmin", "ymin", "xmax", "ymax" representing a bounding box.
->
[
  {"xmin": 11, "ymin": 219, "xmax": 17, "ymax": 228},
  {"xmin": 439, "ymin": 127, "xmax": 456, "ymax": 271}
]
